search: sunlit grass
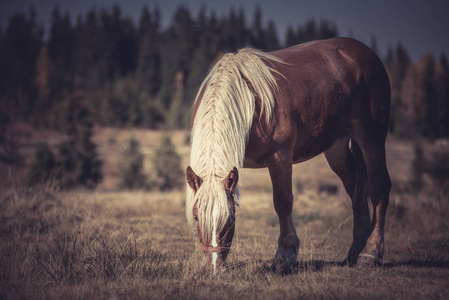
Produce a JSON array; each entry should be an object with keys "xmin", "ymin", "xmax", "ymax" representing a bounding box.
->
[{"xmin": 1, "ymin": 181, "xmax": 448, "ymax": 299}]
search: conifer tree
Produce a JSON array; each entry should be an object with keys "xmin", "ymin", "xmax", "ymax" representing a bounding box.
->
[
  {"xmin": 265, "ymin": 21, "xmax": 280, "ymax": 51},
  {"xmin": 48, "ymin": 7, "xmax": 76, "ymax": 102},
  {"xmin": 57, "ymin": 92, "xmax": 102, "ymax": 189},
  {"xmin": 436, "ymin": 54, "xmax": 449, "ymax": 137},
  {"xmin": 137, "ymin": 7, "xmax": 161, "ymax": 97},
  {"xmin": 250, "ymin": 6, "xmax": 265, "ymax": 49},
  {"xmin": 387, "ymin": 43, "xmax": 411, "ymax": 135},
  {"xmin": 0, "ymin": 9, "xmax": 42, "ymax": 119}
]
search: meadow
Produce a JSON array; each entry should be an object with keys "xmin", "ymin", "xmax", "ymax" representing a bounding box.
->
[{"xmin": 1, "ymin": 128, "xmax": 448, "ymax": 299}]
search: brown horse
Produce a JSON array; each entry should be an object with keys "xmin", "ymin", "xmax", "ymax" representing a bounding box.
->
[{"xmin": 186, "ymin": 37, "xmax": 391, "ymax": 271}]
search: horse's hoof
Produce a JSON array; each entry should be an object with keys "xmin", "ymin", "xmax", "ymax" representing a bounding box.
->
[
  {"xmin": 356, "ymin": 253, "xmax": 378, "ymax": 267},
  {"xmin": 271, "ymin": 260, "xmax": 299, "ymax": 275},
  {"xmin": 273, "ymin": 244, "xmax": 299, "ymax": 274},
  {"xmin": 341, "ymin": 254, "xmax": 359, "ymax": 267}
]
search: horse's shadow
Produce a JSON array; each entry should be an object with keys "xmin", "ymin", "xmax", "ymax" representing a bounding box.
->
[
  {"xmin": 225, "ymin": 259, "xmax": 341, "ymax": 276},
  {"xmin": 382, "ymin": 259, "xmax": 449, "ymax": 269},
  {"xmin": 226, "ymin": 259, "xmax": 449, "ymax": 276},
  {"xmin": 260, "ymin": 260, "xmax": 341, "ymax": 275}
]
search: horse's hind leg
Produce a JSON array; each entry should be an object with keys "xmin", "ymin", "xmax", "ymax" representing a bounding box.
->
[
  {"xmin": 267, "ymin": 150, "xmax": 300, "ymax": 270},
  {"xmin": 324, "ymin": 135, "xmax": 371, "ymax": 266},
  {"xmin": 355, "ymin": 137, "xmax": 391, "ymax": 267}
]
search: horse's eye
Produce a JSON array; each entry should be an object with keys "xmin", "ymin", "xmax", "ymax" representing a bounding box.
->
[{"xmin": 194, "ymin": 215, "xmax": 199, "ymax": 222}]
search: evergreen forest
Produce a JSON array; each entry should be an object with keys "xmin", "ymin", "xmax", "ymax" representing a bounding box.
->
[{"xmin": 1, "ymin": 5, "xmax": 448, "ymax": 137}]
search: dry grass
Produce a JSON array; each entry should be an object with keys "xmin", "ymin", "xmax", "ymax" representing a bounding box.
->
[{"xmin": 1, "ymin": 129, "xmax": 449, "ymax": 299}]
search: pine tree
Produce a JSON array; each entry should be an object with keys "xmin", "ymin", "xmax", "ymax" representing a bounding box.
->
[
  {"xmin": 265, "ymin": 21, "xmax": 280, "ymax": 51},
  {"xmin": 285, "ymin": 25, "xmax": 296, "ymax": 47},
  {"xmin": 436, "ymin": 54, "xmax": 449, "ymax": 137},
  {"xmin": 57, "ymin": 92, "xmax": 102, "ymax": 189},
  {"xmin": 418, "ymin": 54, "xmax": 438, "ymax": 138},
  {"xmin": 250, "ymin": 6, "xmax": 265, "ymax": 49},
  {"xmin": 0, "ymin": 9, "xmax": 43, "ymax": 119},
  {"xmin": 34, "ymin": 45, "xmax": 52, "ymax": 125},
  {"xmin": 303, "ymin": 19, "xmax": 317, "ymax": 42},
  {"xmin": 48, "ymin": 7, "xmax": 76, "ymax": 102},
  {"xmin": 387, "ymin": 43, "xmax": 411, "ymax": 135},
  {"xmin": 73, "ymin": 8, "xmax": 107, "ymax": 92},
  {"xmin": 318, "ymin": 19, "xmax": 338, "ymax": 39},
  {"xmin": 172, "ymin": 6, "xmax": 194, "ymax": 71},
  {"xmin": 137, "ymin": 7, "xmax": 161, "ymax": 97},
  {"xmin": 400, "ymin": 64, "xmax": 420, "ymax": 137}
]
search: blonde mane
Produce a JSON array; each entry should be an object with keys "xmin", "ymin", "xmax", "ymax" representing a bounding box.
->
[{"xmin": 186, "ymin": 48, "xmax": 284, "ymax": 243}]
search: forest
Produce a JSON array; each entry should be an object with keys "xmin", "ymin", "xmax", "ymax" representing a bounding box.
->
[
  {"xmin": 0, "ymin": 5, "xmax": 448, "ymax": 191},
  {"xmin": 2, "ymin": 5, "xmax": 447, "ymax": 136}
]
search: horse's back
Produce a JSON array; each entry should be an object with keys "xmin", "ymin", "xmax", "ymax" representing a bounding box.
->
[
  {"xmin": 271, "ymin": 37, "xmax": 382, "ymax": 67},
  {"xmin": 271, "ymin": 37, "xmax": 388, "ymax": 92}
]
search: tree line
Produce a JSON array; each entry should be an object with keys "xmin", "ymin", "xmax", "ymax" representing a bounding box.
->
[
  {"xmin": 385, "ymin": 44, "xmax": 449, "ymax": 139},
  {"xmin": 0, "ymin": 5, "xmax": 337, "ymax": 131},
  {"xmin": 0, "ymin": 5, "xmax": 448, "ymax": 139}
]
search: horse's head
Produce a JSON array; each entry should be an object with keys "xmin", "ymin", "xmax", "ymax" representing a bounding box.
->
[{"xmin": 186, "ymin": 166, "xmax": 238, "ymax": 270}]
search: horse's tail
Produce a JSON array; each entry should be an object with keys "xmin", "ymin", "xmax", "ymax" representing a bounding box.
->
[{"xmin": 350, "ymin": 138, "xmax": 369, "ymax": 210}]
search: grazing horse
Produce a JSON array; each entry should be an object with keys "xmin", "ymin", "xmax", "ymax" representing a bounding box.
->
[{"xmin": 186, "ymin": 37, "xmax": 391, "ymax": 271}]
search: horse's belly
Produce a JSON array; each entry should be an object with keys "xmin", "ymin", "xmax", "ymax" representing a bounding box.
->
[
  {"xmin": 291, "ymin": 116, "xmax": 347, "ymax": 164},
  {"xmin": 291, "ymin": 142, "xmax": 330, "ymax": 164},
  {"xmin": 243, "ymin": 156, "xmax": 268, "ymax": 168}
]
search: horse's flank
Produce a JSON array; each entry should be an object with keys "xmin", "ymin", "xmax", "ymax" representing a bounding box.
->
[{"xmin": 186, "ymin": 48, "xmax": 284, "ymax": 240}]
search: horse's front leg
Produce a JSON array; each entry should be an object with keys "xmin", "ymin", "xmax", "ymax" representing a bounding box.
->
[{"xmin": 267, "ymin": 150, "xmax": 300, "ymax": 270}]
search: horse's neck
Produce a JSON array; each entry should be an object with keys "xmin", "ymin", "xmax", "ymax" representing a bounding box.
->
[{"xmin": 191, "ymin": 123, "xmax": 246, "ymax": 179}]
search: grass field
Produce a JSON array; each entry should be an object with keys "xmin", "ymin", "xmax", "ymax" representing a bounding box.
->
[{"xmin": 1, "ymin": 128, "xmax": 449, "ymax": 299}]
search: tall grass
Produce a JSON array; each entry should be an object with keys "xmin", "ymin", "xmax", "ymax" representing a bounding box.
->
[
  {"xmin": 0, "ymin": 187, "xmax": 197, "ymax": 298},
  {"xmin": 1, "ymin": 184, "xmax": 448, "ymax": 299}
]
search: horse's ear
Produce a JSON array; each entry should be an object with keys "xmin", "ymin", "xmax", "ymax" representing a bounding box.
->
[
  {"xmin": 224, "ymin": 167, "xmax": 239, "ymax": 194},
  {"xmin": 186, "ymin": 166, "xmax": 202, "ymax": 192}
]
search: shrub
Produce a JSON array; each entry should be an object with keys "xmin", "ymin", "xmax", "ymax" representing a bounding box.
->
[
  {"xmin": 425, "ymin": 144, "xmax": 449, "ymax": 198},
  {"xmin": 119, "ymin": 137, "xmax": 148, "ymax": 190},
  {"xmin": 411, "ymin": 141, "xmax": 449, "ymax": 198},
  {"xmin": 411, "ymin": 142, "xmax": 425, "ymax": 192},
  {"xmin": 27, "ymin": 143, "xmax": 57, "ymax": 186},
  {"xmin": 151, "ymin": 134, "xmax": 183, "ymax": 191}
]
